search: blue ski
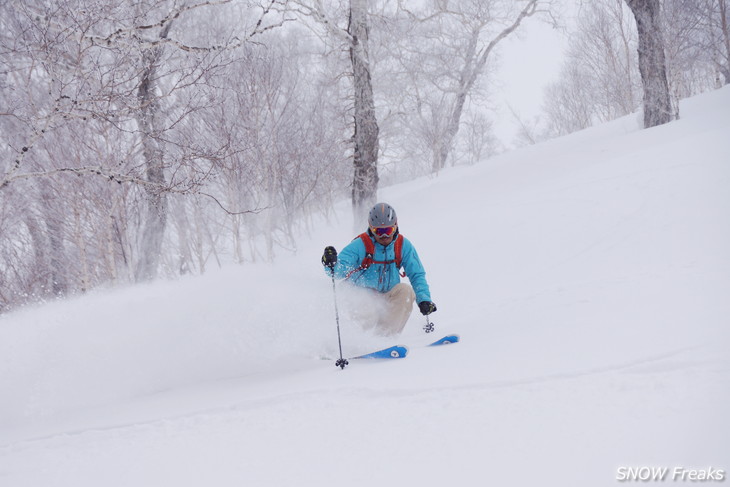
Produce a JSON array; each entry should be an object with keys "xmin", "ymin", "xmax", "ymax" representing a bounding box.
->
[
  {"xmin": 428, "ymin": 334, "xmax": 460, "ymax": 346},
  {"xmin": 352, "ymin": 345, "xmax": 408, "ymax": 359},
  {"xmin": 322, "ymin": 335, "xmax": 457, "ymax": 363}
]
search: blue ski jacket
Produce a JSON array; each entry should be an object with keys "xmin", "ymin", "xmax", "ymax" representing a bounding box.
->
[{"xmin": 325, "ymin": 232, "xmax": 432, "ymax": 303}]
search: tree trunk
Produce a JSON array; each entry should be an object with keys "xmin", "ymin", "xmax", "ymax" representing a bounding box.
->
[
  {"xmin": 105, "ymin": 212, "xmax": 119, "ymax": 283},
  {"xmin": 134, "ymin": 24, "xmax": 172, "ymax": 282},
  {"xmin": 625, "ymin": 0, "xmax": 675, "ymax": 127},
  {"xmin": 720, "ymin": 0, "xmax": 730, "ymax": 84},
  {"xmin": 432, "ymin": 31, "xmax": 479, "ymax": 173},
  {"xmin": 348, "ymin": 0, "xmax": 379, "ymax": 227},
  {"xmin": 23, "ymin": 212, "xmax": 52, "ymax": 295},
  {"xmin": 38, "ymin": 179, "xmax": 68, "ymax": 296},
  {"xmin": 72, "ymin": 199, "xmax": 90, "ymax": 293}
]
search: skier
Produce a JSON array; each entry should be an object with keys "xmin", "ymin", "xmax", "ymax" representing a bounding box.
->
[{"xmin": 321, "ymin": 202, "xmax": 437, "ymax": 336}]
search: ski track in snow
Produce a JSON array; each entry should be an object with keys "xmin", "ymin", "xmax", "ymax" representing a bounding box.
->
[{"xmin": 1, "ymin": 342, "xmax": 709, "ymax": 448}]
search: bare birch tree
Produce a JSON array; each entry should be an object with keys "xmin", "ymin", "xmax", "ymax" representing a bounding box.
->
[
  {"xmin": 288, "ymin": 0, "xmax": 380, "ymax": 225},
  {"xmin": 134, "ymin": 21, "xmax": 174, "ymax": 281},
  {"xmin": 683, "ymin": 0, "xmax": 730, "ymax": 84},
  {"xmin": 625, "ymin": 0, "xmax": 675, "ymax": 127},
  {"xmin": 711, "ymin": 0, "xmax": 730, "ymax": 82},
  {"xmin": 378, "ymin": 0, "xmax": 542, "ymax": 174},
  {"xmin": 0, "ymin": 0, "xmax": 298, "ymax": 309},
  {"xmin": 674, "ymin": 0, "xmax": 730, "ymax": 86},
  {"xmin": 542, "ymin": 0, "xmax": 641, "ymax": 136},
  {"xmin": 348, "ymin": 0, "xmax": 380, "ymax": 223},
  {"xmin": 541, "ymin": 0, "xmax": 727, "ymax": 140}
]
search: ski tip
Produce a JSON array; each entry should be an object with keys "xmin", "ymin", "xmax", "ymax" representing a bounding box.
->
[
  {"xmin": 379, "ymin": 344, "xmax": 408, "ymax": 359},
  {"xmin": 353, "ymin": 344, "xmax": 409, "ymax": 359},
  {"xmin": 428, "ymin": 334, "xmax": 460, "ymax": 346},
  {"xmin": 390, "ymin": 347, "xmax": 408, "ymax": 359}
]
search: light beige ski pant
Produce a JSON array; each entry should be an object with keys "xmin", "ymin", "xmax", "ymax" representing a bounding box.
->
[{"xmin": 347, "ymin": 283, "xmax": 416, "ymax": 336}]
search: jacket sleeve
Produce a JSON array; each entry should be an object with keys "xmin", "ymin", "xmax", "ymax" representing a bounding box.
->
[
  {"xmin": 324, "ymin": 238, "xmax": 365, "ymax": 280},
  {"xmin": 400, "ymin": 237, "xmax": 432, "ymax": 303}
]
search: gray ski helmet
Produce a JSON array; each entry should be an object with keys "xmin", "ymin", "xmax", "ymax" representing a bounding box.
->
[{"xmin": 368, "ymin": 202, "xmax": 397, "ymax": 228}]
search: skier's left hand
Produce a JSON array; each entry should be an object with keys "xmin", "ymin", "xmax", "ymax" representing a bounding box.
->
[{"xmin": 418, "ymin": 301, "xmax": 437, "ymax": 315}]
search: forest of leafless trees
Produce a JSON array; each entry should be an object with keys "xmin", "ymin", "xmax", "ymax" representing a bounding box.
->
[
  {"xmin": 1, "ymin": 0, "xmax": 727, "ymax": 313},
  {"xmin": 524, "ymin": 0, "xmax": 728, "ymax": 143}
]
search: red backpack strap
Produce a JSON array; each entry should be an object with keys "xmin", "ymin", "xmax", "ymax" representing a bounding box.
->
[
  {"xmin": 358, "ymin": 233, "xmax": 375, "ymax": 263},
  {"xmin": 394, "ymin": 234, "xmax": 405, "ymax": 277},
  {"xmin": 355, "ymin": 232, "xmax": 375, "ymax": 255}
]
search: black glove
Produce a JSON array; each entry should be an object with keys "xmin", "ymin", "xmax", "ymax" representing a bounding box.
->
[
  {"xmin": 322, "ymin": 246, "xmax": 338, "ymax": 268},
  {"xmin": 418, "ymin": 301, "xmax": 437, "ymax": 315}
]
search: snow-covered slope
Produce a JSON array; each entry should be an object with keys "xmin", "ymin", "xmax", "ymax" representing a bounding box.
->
[{"xmin": 1, "ymin": 87, "xmax": 729, "ymax": 486}]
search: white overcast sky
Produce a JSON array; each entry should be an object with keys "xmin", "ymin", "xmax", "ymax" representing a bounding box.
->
[{"xmin": 491, "ymin": 6, "xmax": 576, "ymax": 147}]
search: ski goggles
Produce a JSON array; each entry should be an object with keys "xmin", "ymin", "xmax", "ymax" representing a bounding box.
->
[{"xmin": 371, "ymin": 224, "xmax": 397, "ymax": 237}]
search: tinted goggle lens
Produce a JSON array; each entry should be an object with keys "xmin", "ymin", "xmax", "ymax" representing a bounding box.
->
[{"xmin": 372, "ymin": 225, "xmax": 396, "ymax": 237}]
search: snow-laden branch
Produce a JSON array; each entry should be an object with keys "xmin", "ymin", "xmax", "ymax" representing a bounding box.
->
[
  {"xmin": 2, "ymin": 165, "xmax": 265, "ymax": 215},
  {"xmin": 286, "ymin": 0, "xmax": 354, "ymax": 47},
  {"xmin": 84, "ymin": 0, "xmax": 292, "ymax": 51}
]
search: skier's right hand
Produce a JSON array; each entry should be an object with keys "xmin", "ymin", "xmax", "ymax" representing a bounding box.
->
[{"xmin": 322, "ymin": 246, "xmax": 338, "ymax": 268}]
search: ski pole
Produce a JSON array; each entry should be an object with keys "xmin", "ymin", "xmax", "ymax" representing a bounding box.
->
[
  {"xmin": 329, "ymin": 267, "xmax": 348, "ymax": 369},
  {"xmin": 423, "ymin": 314, "xmax": 435, "ymax": 333}
]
